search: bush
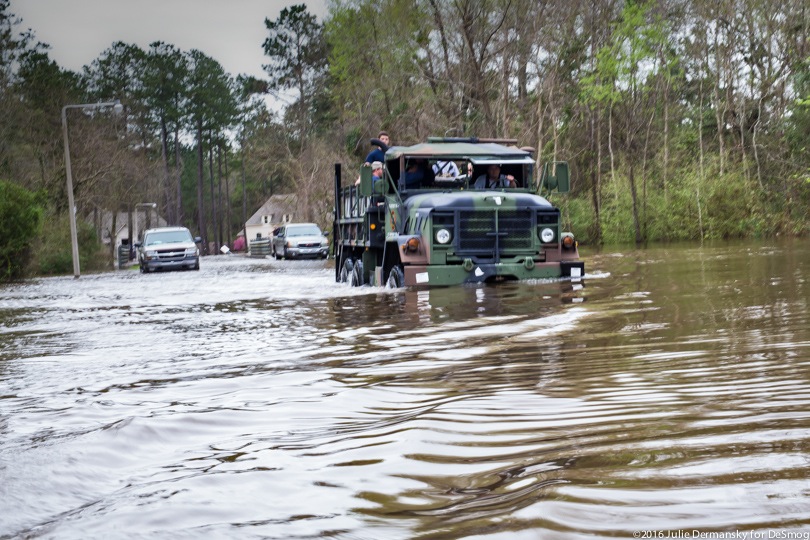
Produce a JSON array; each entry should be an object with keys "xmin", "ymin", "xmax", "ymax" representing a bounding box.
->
[
  {"xmin": 35, "ymin": 214, "xmax": 110, "ymax": 275},
  {"xmin": 0, "ymin": 180, "xmax": 44, "ymax": 281}
]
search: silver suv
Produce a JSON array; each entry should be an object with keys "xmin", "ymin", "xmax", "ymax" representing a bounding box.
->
[
  {"xmin": 271, "ymin": 223, "xmax": 329, "ymax": 260},
  {"xmin": 136, "ymin": 227, "xmax": 201, "ymax": 273}
]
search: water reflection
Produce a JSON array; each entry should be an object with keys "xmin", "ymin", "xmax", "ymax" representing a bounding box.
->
[{"xmin": 2, "ymin": 241, "xmax": 810, "ymax": 538}]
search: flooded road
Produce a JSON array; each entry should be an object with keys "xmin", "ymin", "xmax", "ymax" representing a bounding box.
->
[{"xmin": 2, "ymin": 240, "xmax": 810, "ymax": 538}]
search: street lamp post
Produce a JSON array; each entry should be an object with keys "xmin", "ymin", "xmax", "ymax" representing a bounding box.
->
[{"xmin": 61, "ymin": 100, "xmax": 123, "ymax": 278}]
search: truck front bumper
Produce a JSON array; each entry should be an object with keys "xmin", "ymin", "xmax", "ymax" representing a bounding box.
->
[{"xmin": 403, "ymin": 260, "xmax": 584, "ymax": 287}]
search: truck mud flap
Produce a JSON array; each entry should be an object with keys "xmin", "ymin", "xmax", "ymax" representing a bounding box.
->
[{"xmin": 560, "ymin": 261, "xmax": 585, "ymax": 279}]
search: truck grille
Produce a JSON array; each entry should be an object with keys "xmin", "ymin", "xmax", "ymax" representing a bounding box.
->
[
  {"xmin": 458, "ymin": 209, "xmax": 533, "ymax": 257},
  {"xmin": 155, "ymin": 249, "xmax": 187, "ymax": 261}
]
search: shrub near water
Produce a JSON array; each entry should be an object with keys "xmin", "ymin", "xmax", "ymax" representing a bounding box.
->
[
  {"xmin": 0, "ymin": 180, "xmax": 44, "ymax": 281},
  {"xmin": 565, "ymin": 160, "xmax": 797, "ymax": 245},
  {"xmin": 36, "ymin": 215, "xmax": 109, "ymax": 275}
]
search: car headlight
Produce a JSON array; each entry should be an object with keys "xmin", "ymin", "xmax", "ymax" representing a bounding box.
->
[
  {"xmin": 185, "ymin": 248, "xmax": 198, "ymax": 256},
  {"xmin": 435, "ymin": 228, "xmax": 452, "ymax": 244},
  {"xmin": 286, "ymin": 241, "xmax": 294, "ymax": 248},
  {"xmin": 540, "ymin": 228, "xmax": 555, "ymax": 243},
  {"xmin": 146, "ymin": 250, "xmax": 158, "ymax": 257},
  {"xmin": 321, "ymin": 239, "xmax": 329, "ymax": 247}
]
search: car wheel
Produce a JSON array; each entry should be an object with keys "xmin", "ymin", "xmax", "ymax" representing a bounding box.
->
[
  {"xmin": 339, "ymin": 258, "xmax": 353, "ymax": 283},
  {"xmin": 385, "ymin": 266, "xmax": 405, "ymax": 289},
  {"xmin": 350, "ymin": 261, "xmax": 365, "ymax": 287},
  {"xmin": 193, "ymin": 260, "xmax": 200, "ymax": 271},
  {"xmin": 282, "ymin": 248, "xmax": 289, "ymax": 260}
]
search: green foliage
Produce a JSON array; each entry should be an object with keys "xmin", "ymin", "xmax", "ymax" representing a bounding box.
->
[
  {"xmin": 263, "ymin": 5, "xmax": 326, "ymax": 94},
  {"xmin": 0, "ymin": 180, "xmax": 43, "ymax": 280},
  {"xmin": 567, "ymin": 158, "xmax": 806, "ymax": 245},
  {"xmin": 35, "ymin": 214, "xmax": 108, "ymax": 275}
]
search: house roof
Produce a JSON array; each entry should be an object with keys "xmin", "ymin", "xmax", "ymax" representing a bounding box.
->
[{"xmin": 246, "ymin": 194, "xmax": 298, "ymax": 226}]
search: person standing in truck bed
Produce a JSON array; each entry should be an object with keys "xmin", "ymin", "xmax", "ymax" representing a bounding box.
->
[{"xmin": 365, "ymin": 131, "xmax": 390, "ymax": 164}]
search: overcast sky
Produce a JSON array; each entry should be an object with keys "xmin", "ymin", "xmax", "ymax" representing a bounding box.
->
[{"xmin": 10, "ymin": 0, "xmax": 327, "ymax": 80}]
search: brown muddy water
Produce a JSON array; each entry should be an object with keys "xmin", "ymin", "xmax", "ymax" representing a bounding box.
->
[{"xmin": 1, "ymin": 239, "xmax": 810, "ymax": 539}]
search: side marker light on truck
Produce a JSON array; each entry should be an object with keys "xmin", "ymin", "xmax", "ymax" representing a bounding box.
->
[
  {"xmin": 562, "ymin": 235, "xmax": 575, "ymax": 249},
  {"xmin": 403, "ymin": 237, "xmax": 420, "ymax": 253}
]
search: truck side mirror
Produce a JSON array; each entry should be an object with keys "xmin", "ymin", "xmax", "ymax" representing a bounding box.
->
[
  {"xmin": 358, "ymin": 165, "xmax": 373, "ymax": 197},
  {"xmin": 359, "ymin": 166, "xmax": 387, "ymax": 196},
  {"xmin": 540, "ymin": 161, "xmax": 570, "ymax": 194},
  {"xmin": 554, "ymin": 162, "xmax": 570, "ymax": 193}
]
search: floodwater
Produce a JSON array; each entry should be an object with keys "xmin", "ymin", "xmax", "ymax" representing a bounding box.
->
[{"xmin": 1, "ymin": 240, "xmax": 810, "ymax": 539}]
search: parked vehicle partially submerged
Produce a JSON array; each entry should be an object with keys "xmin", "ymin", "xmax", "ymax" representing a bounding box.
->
[
  {"xmin": 135, "ymin": 226, "xmax": 201, "ymax": 273},
  {"xmin": 333, "ymin": 137, "xmax": 584, "ymax": 287}
]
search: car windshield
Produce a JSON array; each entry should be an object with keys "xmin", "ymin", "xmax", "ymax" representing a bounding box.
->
[
  {"xmin": 144, "ymin": 230, "xmax": 193, "ymax": 246},
  {"xmin": 287, "ymin": 226, "xmax": 322, "ymax": 237}
]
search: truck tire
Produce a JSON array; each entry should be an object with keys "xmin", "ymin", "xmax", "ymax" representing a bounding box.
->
[
  {"xmin": 385, "ymin": 266, "xmax": 405, "ymax": 289},
  {"xmin": 339, "ymin": 258, "xmax": 353, "ymax": 283},
  {"xmin": 350, "ymin": 261, "xmax": 364, "ymax": 287}
]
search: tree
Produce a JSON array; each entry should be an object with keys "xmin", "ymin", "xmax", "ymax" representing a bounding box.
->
[
  {"xmin": 0, "ymin": 179, "xmax": 43, "ymax": 280},
  {"xmin": 185, "ymin": 50, "xmax": 237, "ymax": 254},
  {"xmin": 142, "ymin": 42, "xmax": 189, "ymax": 224},
  {"xmin": 263, "ymin": 4, "xmax": 327, "ymax": 139}
]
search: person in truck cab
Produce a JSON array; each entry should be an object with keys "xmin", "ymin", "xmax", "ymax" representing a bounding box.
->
[{"xmin": 474, "ymin": 164, "xmax": 516, "ymax": 189}]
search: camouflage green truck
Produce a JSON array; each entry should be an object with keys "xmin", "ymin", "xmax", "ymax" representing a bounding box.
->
[{"xmin": 333, "ymin": 137, "xmax": 584, "ymax": 287}]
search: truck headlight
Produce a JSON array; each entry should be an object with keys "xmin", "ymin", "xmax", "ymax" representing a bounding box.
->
[
  {"xmin": 436, "ymin": 229, "xmax": 452, "ymax": 244},
  {"xmin": 540, "ymin": 228, "xmax": 555, "ymax": 243},
  {"xmin": 185, "ymin": 248, "xmax": 198, "ymax": 256},
  {"xmin": 146, "ymin": 250, "xmax": 158, "ymax": 257}
]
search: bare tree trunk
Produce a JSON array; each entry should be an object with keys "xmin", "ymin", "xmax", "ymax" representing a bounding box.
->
[
  {"xmin": 241, "ymin": 140, "xmax": 248, "ymax": 248},
  {"xmin": 160, "ymin": 117, "xmax": 172, "ymax": 224},
  {"xmin": 697, "ymin": 79, "xmax": 705, "ymax": 240},
  {"xmin": 217, "ymin": 145, "xmax": 224, "ymax": 250},
  {"xmin": 753, "ymin": 96, "xmax": 764, "ymax": 190},
  {"xmin": 209, "ymin": 139, "xmax": 219, "ymax": 254},
  {"xmin": 608, "ymin": 104, "xmax": 617, "ymax": 200},
  {"xmin": 174, "ymin": 125, "xmax": 183, "ymax": 224},
  {"xmin": 711, "ymin": 29, "xmax": 725, "ymax": 175},
  {"xmin": 589, "ymin": 108, "xmax": 602, "ymax": 244},
  {"xmin": 663, "ymin": 81, "xmax": 669, "ymax": 203},
  {"xmin": 628, "ymin": 162, "xmax": 642, "ymax": 244},
  {"xmin": 196, "ymin": 119, "xmax": 207, "ymax": 254},
  {"xmin": 225, "ymin": 149, "xmax": 232, "ymax": 248}
]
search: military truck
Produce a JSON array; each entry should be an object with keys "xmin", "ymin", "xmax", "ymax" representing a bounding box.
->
[{"xmin": 333, "ymin": 137, "xmax": 584, "ymax": 287}]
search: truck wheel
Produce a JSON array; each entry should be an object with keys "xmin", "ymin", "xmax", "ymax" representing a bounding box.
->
[
  {"xmin": 339, "ymin": 258, "xmax": 353, "ymax": 283},
  {"xmin": 385, "ymin": 266, "xmax": 405, "ymax": 289},
  {"xmin": 350, "ymin": 261, "xmax": 365, "ymax": 287}
]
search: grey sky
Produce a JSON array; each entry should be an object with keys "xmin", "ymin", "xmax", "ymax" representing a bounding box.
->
[{"xmin": 10, "ymin": 0, "xmax": 327, "ymax": 80}]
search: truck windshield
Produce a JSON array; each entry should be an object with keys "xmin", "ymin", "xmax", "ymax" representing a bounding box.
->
[
  {"xmin": 287, "ymin": 226, "xmax": 322, "ymax": 236},
  {"xmin": 145, "ymin": 230, "xmax": 193, "ymax": 245}
]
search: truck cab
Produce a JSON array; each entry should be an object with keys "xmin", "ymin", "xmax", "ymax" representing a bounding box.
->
[{"xmin": 334, "ymin": 137, "xmax": 583, "ymax": 287}]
